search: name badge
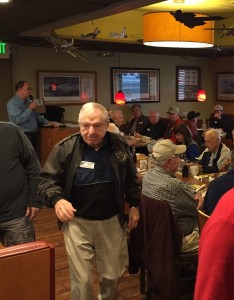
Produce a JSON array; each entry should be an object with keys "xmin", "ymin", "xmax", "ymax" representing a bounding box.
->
[{"xmin": 79, "ymin": 161, "xmax": 95, "ymax": 169}]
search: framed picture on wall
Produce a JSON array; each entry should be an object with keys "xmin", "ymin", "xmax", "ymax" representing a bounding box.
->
[
  {"xmin": 176, "ymin": 66, "xmax": 201, "ymax": 101},
  {"xmin": 111, "ymin": 68, "xmax": 160, "ymax": 103},
  {"xmin": 217, "ymin": 72, "xmax": 234, "ymax": 102},
  {"xmin": 37, "ymin": 70, "xmax": 97, "ymax": 105}
]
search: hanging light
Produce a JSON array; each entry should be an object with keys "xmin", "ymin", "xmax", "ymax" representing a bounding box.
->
[
  {"xmin": 196, "ymin": 89, "xmax": 206, "ymax": 102},
  {"xmin": 143, "ymin": 12, "xmax": 214, "ymax": 48},
  {"xmin": 114, "ymin": 90, "xmax": 126, "ymax": 105},
  {"xmin": 114, "ymin": 53, "xmax": 126, "ymax": 105}
]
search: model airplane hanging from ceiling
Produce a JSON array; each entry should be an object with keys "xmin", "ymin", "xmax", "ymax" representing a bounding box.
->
[
  {"xmin": 170, "ymin": 10, "xmax": 225, "ymax": 29},
  {"xmin": 109, "ymin": 27, "xmax": 128, "ymax": 38},
  {"xmin": 204, "ymin": 24, "xmax": 234, "ymax": 38},
  {"xmin": 80, "ymin": 27, "xmax": 101, "ymax": 39},
  {"xmin": 43, "ymin": 31, "xmax": 89, "ymax": 62}
]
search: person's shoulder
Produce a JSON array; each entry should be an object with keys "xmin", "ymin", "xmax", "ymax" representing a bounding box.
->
[
  {"xmin": 0, "ymin": 121, "xmax": 19, "ymax": 131},
  {"xmin": 57, "ymin": 132, "xmax": 81, "ymax": 146},
  {"xmin": 107, "ymin": 131, "xmax": 128, "ymax": 145},
  {"xmin": 141, "ymin": 114, "xmax": 149, "ymax": 121},
  {"xmin": 221, "ymin": 143, "xmax": 231, "ymax": 152},
  {"xmin": 7, "ymin": 95, "xmax": 18, "ymax": 103}
]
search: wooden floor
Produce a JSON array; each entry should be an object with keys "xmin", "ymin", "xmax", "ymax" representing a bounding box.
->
[{"xmin": 34, "ymin": 207, "xmax": 146, "ymax": 300}]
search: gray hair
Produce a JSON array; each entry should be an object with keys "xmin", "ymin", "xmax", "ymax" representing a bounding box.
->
[
  {"xmin": 149, "ymin": 111, "xmax": 160, "ymax": 117},
  {"xmin": 205, "ymin": 128, "xmax": 221, "ymax": 142},
  {"xmin": 78, "ymin": 102, "xmax": 109, "ymax": 123},
  {"xmin": 110, "ymin": 110, "xmax": 123, "ymax": 119}
]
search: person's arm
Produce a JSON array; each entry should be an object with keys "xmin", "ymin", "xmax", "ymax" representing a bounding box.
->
[
  {"xmin": 122, "ymin": 143, "xmax": 141, "ymax": 229},
  {"xmin": 7, "ymin": 100, "xmax": 33, "ymax": 125},
  {"xmin": 17, "ymin": 127, "xmax": 42, "ymax": 209},
  {"xmin": 186, "ymin": 144, "xmax": 199, "ymax": 162},
  {"xmin": 38, "ymin": 143, "xmax": 68, "ymax": 207},
  {"xmin": 35, "ymin": 113, "xmax": 61, "ymax": 127}
]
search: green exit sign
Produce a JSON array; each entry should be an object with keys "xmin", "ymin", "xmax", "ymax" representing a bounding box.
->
[{"xmin": 0, "ymin": 42, "xmax": 6, "ymax": 54}]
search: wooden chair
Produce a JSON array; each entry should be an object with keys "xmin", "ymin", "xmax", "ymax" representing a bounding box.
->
[
  {"xmin": 129, "ymin": 195, "xmax": 198, "ymax": 299},
  {"xmin": 197, "ymin": 210, "xmax": 210, "ymax": 234},
  {"xmin": 0, "ymin": 240, "xmax": 55, "ymax": 300}
]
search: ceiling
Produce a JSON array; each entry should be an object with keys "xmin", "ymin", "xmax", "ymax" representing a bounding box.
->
[{"xmin": 1, "ymin": 0, "xmax": 234, "ymax": 58}]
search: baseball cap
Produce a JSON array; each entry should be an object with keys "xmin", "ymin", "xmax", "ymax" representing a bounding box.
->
[
  {"xmin": 167, "ymin": 106, "xmax": 179, "ymax": 114},
  {"xmin": 214, "ymin": 104, "xmax": 223, "ymax": 111},
  {"xmin": 152, "ymin": 139, "xmax": 186, "ymax": 162},
  {"xmin": 187, "ymin": 111, "xmax": 200, "ymax": 120}
]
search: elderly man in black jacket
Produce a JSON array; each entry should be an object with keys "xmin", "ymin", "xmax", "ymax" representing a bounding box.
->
[{"xmin": 38, "ymin": 102, "xmax": 140, "ymax": 300}]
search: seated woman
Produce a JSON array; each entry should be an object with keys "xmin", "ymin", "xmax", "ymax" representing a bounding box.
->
[{"xmin": 173, "ymin": 123, "xmax": 199, "ymax": 162}]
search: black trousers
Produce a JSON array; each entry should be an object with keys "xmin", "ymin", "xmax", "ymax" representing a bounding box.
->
[{"xmin": 24, "ymin": 132, "xmax": 37, "ymax": 150}]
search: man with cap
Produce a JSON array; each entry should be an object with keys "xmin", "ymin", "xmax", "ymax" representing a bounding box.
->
[
  {"xmin": 164, "ymin": 106, "xmax": 184, "ymax": 143},
  {"xmin": 186, "ymin": 111, "xmax": 200, "ymax": 137},
  {"xmin": 142, "ymin": 139, "xmax": 203, "ymax": 252},
  {"xmin": 209, "ymin": 104, "xmax": 232, "ymax": 139}
]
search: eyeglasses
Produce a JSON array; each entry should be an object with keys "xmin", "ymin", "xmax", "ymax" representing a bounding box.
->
[{"xmin": 22, "ymin": 87, "xmax": 32, "ymax": 91}]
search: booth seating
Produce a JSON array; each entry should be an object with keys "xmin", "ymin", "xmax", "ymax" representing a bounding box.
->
[{"xmin": 0, "ymin": 241, "xmax": 55, "ymax": 300}]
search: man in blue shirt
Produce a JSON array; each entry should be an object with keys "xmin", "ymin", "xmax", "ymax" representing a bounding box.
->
[{"xmin": 7, "ymin": 80, "xmax": 59, "ymax": 148}]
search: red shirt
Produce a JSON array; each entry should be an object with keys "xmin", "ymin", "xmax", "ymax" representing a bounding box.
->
[
  {"xmin": 194, "ymin": 188, "xmax": 234, "ymax": 300},
  {"xmin": 164, "ymin": 118, "xmax": 184, "ymax": 143}
]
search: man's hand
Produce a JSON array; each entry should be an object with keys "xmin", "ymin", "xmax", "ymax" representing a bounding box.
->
[
  {"xmin": 128, "ymin": 207, "xmax": 140, "ymax": 230},
  {"xmin": 28, "ymin": 101, "xmax": 37, "ymax": 111},
  {"xmin": 194, "ymin": 193, "xmax": 204, "ymax": 210},
  {"xmin": 26, "ymin": 207, "xmax": 40, "ymax": 221},
  {"xmin": 55, "ymin": 199, "xmax": 77, "ymax": 223},
  {"xmin": 48, "ymin": 121, "xmax": 60, "ymax": 128},
  {"xmin": 214, "ymin": 113, "xmax": 221, "ymax": 119}
]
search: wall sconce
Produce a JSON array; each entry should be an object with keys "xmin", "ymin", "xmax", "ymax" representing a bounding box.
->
[{"xmin": 143, "ymin": 12, "xmax": 214, "ymax": 48}]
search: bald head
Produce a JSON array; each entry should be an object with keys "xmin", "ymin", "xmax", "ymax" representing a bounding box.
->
[{"xmin": 110, "ymin": 110, "xmax": 124, "ymax": 126}]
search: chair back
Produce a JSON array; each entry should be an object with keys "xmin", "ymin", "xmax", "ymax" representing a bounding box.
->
[
  {"xmin": 0, "ymin": 241, "xmax": 55, "ymax": 300},
  {"xmin": 140, "ymin": 194, "xmax": 183, "ymax": 300},
  {"xmin": 197, "ymin": 210, "xmax": 210, "ymax": 234}
]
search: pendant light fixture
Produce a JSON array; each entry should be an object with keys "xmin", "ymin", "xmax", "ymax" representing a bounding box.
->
[
  {"xmin": 196, "ymin": 89, "xmax": 206, "ymax": 102},
  {"xmin": 196, "ymin": 58, "xmax": 206, "ymax": 102},
  {"xmin": 114, "ymin": 53, "xmax": 126, "ymax": 105},
  {"xmin": 143, "ymin": 12, "xmax": 214, "ymax": 48}
]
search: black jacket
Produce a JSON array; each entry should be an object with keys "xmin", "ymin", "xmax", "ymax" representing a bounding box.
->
[
  {"xmin": 38, "ymin": 132, "xmax": 140, "ymax": 225},
  {"xmin": 0, "ymin": 122, "xmax": 41, "ymax": 223}
]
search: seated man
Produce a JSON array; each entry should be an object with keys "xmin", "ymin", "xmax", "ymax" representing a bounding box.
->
[
  {"xmin": 109, "ymin": 109, "xmax": 124, "ymax": 129},
  {"xmin": 197, "ymin": 128, "xmax": 231, "ymax": 174},
  {"xmin": 209, "ymin": 104, "xmax": 232, "ymax": 139},
  {"xmin": 136, "ymin": 111, "xmax": 169, "ymax": 141},
  {"xmin": 123, "ymin": 104, "xmax": 148, "ymax": 135},
  {"xmin": 142, "ymin": 139, "xmax": 203, "ymax": 252},
  {"xmin": 163, "ymin": 106, "xmax": 184, "ymax": 143},
  {"xmin": 203, "ymin": 149, "xmax": 234, "ymax": 215}
]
